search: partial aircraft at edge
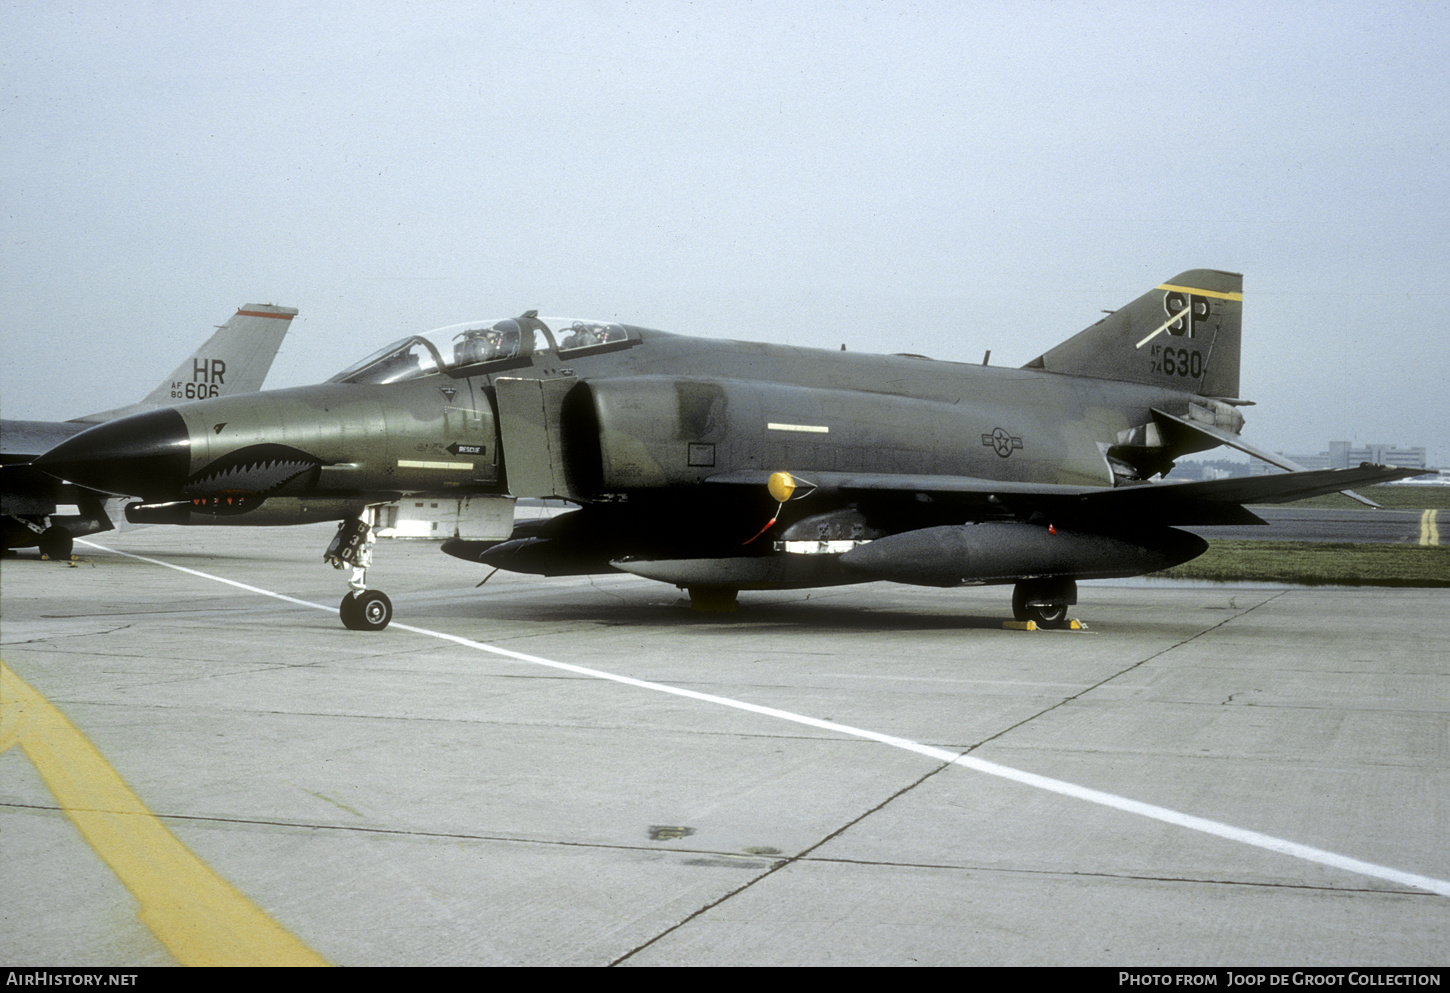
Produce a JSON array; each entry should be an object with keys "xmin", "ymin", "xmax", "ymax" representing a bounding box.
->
[
  {"xmin": 2, "ymin": 304, "xmax": 296, "ymax": 558},
  {"xmin": 34, "ymin": 271, "xmax": 1421, "ymax": 630}
]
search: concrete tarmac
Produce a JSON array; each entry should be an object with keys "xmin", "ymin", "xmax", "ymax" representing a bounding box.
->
[{"xmin": 2, "ymin": 525, "xmax": 1447, "ymax": 967}]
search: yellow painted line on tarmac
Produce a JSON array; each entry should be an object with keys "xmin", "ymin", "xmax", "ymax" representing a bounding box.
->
[
  {"xmin": 1421, "ymin": 509, "xmax": 1440, "ymax": 547},
  {"xmin": 0, "ymin": 661, "xmax": 329, "ymax": 967}
]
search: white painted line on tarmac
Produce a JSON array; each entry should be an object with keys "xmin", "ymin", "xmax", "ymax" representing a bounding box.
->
[{"xmin": 79, "ymin": 539, "xmax": 1450, "ymax": 899}]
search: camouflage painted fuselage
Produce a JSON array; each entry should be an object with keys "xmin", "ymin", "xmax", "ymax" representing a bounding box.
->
[{"xmin": 53, "ymin": 329, "xmax": 1216, "ymax": 519}]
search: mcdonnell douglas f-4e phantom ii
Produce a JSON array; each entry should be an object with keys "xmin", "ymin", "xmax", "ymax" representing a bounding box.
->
[{"xmin": 34, "ymin": 270, "xmax": 1421, "ymax": 630}]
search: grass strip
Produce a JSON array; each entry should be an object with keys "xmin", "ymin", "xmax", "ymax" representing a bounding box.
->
[{"xmin": 1153, "ymin": 540, "xmax": 1450, "ymax": 587}]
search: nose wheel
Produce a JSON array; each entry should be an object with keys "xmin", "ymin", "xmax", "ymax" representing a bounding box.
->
[
  {"xmin": 340, "ymin": 590, "xmax": 393, "ymax": 631},
  {"xmin": 326, "ymin": 517, "xmax": 393, "ymax": 631}
]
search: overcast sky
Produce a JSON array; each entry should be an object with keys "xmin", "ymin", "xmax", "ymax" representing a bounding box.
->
[{"xmin": 4, "ymin": 0, "xmax": 1447, "ymax": 464}]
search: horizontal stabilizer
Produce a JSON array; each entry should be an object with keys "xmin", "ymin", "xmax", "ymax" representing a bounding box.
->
[
  {"xmin": 1103, "ymin": 462, "xmax": 1423, "ymax": 508},
  {"xmin": 1076, "ymin": 463, "xmax": 1422, "ymax": 525},
  {"xmin": 1151, "ymin": 407, "xmax": 1381, "ymax": 508}
]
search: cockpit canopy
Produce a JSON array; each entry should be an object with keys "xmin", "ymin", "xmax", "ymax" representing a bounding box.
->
[{"xmin": 328, "ymin": 314, "xmax": 634, "ymax": 385}]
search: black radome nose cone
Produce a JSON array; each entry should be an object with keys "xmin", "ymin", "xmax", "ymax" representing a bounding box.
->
[{"xmin": 34, "ymin": 408, "xmax": 191, "ymax": 500}]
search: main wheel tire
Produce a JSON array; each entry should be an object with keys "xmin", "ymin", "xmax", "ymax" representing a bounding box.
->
[
  {"xmin": 1012, "ymin": 580, "xmax": 1073, "ymax": 629},
  {"xmin": 1011, "ymin": 584, "xmax": 1032, "ymax": 622},
  {"xmin": 1026, "ymin": 602, "xmax": 1069, "ymax": 629},
  {"xmin": 353, "ymin": 590, "xmax": 393, "ymax": 631},
  {"xmin": 687, "ymin": 586, "xmax": 739, "ymax": 613},
  {"xmin": 38, "ymin": 527, "xmax": 73, "ymax": 561}
]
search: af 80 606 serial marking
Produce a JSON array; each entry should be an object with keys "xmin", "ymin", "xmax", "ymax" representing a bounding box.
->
[
  {"xmin": 35, "ymin": 273, "xmax": 1421, "ymax": 630},
  {"xmin": 169, "ymin": 359, "xmax": 231, "ymax": 400}
]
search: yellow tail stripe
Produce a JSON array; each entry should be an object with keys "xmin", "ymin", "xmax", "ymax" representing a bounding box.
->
[
  {"xmin": 1, "ymin": 661, "xmax": 329, "ymax": 967},
  {"xmin": 1156, "ymin": 282, "xmax": 1243, "ymax": 301}
]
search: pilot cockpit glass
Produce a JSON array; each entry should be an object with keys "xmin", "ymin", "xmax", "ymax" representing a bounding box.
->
[
  {"xmin": 452, "ymin": 318, "xmax": 535, "ymax": 366},
  {"xmin": 557, "ymin": 320, "xmax": 628, "ymax": 352},
  {"xmin": 329, "ymin": 316, "xmax": 637, "ymax": 383}
]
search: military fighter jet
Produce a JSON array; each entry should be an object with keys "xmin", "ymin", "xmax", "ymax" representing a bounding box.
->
[
  {"xmin": 2, "ymin": 304, "xmax": 296, "ymax": 558},
  {"xmin": 34, "ymin": 271, "xmax": 1419, "ymax": 630}
]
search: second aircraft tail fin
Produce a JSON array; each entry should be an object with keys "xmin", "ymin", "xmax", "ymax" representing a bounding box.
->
[
  {"xmin": 73, "ymin": 304, "xmax": 297, "ymax": 424},
  {"xmin": 141, "ymin": 303, "xmax": 297, "ymax": 405}
]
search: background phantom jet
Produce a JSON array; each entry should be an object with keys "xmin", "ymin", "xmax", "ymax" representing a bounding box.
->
[
  {"xmin": 2, "ymin": 304, "xmax": 296, "ymax": 558},
  {"xmin": 35, "ymin": 271, "xmax": 1419, "ymax": 629}
]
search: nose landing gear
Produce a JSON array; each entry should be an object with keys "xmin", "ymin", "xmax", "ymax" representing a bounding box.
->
[{"xmin": 326, "ymin": 518, "xmax": 392, "ymax": 631}]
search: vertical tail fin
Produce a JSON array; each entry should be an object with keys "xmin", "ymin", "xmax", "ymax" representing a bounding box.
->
[
  {"xmin": 1023, "ymin": 269, "xmax": 1242, "ymax": 398},
  {"xmin": 70, "ymin": 304, "xmax": 297, "ymax": 424}
]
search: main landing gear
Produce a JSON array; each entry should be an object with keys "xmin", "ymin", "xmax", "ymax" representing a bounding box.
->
[
  {"xmin": 686, "ymin": 586, "xmax": 740, "ymax": 613},
  {"xmin": 325, "ymin": 518, "xmax": 393, "ymax": 631},
  {"xmin": 15, "ymin": 519, "xmax": 75, "ymax": 561},
  {"xmin": 1012, "ymin": 577, "xmax": 1076, "ymax": 630},
  {"xmin": 37, "ymin": 526, "xmax": 74, "ymax": 561}
]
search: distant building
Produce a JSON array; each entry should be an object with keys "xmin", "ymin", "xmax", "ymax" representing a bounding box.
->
[
  {"xmin": 1250, "ymin": 442, "xmax": 1428, "ymax": 475},
  {"xmin": 1171, "ymin": 458, "xmax": 1255, "ymax": 480}
]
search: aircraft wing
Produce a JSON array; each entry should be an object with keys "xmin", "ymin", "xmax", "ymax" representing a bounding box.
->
[
  {"xmin": 707, "ymin": 463, "xmax": 1424, "ymax": 528},
  {"xmin": 0, "ymin": 420, "xmax": 89, "ymax": 464}
]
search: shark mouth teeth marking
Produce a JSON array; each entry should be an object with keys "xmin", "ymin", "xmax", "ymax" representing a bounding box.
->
[{"xmin": 183, "ymin": 444, "xmax": 321, "ymax": 496}]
